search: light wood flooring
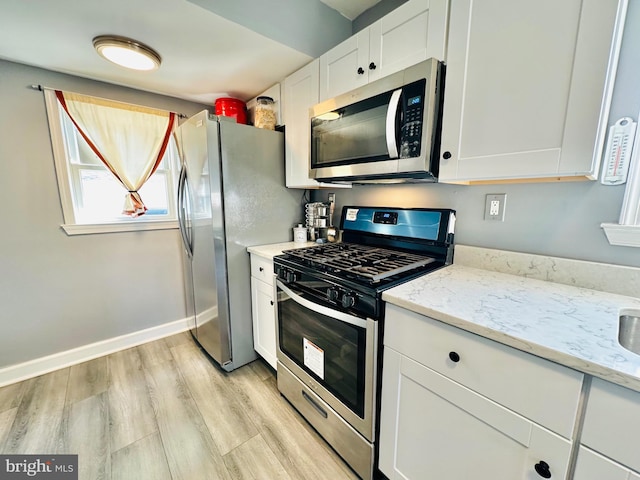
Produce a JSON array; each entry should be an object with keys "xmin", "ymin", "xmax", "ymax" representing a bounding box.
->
[{"xmin": 0, "ymin": 332, "xmax": 359, "ymax": 480}]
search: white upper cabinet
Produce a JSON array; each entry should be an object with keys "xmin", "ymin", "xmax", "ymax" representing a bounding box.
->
[
  {"xmin": 439, "ymin": 0, "xmax": 627, "ymax": 183},
  {"xmin": 283, "ymin": 59, "xmax": 320, "ymax": 189},
  {"xmin": 319, "ymin": 30, "xmax": 369, "ymax": 103},
  {"xmin": 282, "ymin": 59, "xmax": 351, "ymax": 189},
  {"xmin": 319, "ymin": 0, "xmax": 449, "ymax": 102}
]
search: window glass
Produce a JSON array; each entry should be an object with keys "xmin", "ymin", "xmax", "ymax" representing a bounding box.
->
[{"xmin": 45, "ymin": 90, "xmax": 179, "ymax": 233}]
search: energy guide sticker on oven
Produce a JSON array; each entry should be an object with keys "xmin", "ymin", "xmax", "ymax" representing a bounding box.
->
[{"xmin": 303, "ymin": 338, "xmax": 324, "ymax": 379}]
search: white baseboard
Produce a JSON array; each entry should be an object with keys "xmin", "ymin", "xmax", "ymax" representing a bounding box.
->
[{"xmin": 0, "ymin": 317, "xmax": 193, "ymax": 388}]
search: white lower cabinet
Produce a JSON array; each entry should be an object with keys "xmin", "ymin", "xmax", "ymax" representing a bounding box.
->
[
  {"xmin": 378, "ymin": 304, "xmax": 582, "ymax": 479},
  {"xmin": 574, "ymin": 446, "xmax": 640, "ymax": 480},
  {"xmin": 578, "ymin": 377, "xmax": 640, "ymax": 477},
  {"xmin": 249, "ymin": 254, "xmax": 277, "ymax": 369},
  {"xmin": 379, "ymin": 347, "xmax": 572, "ymax": 479}
]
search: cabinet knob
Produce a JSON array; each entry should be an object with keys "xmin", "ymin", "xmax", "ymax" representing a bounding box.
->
[
  {"xmin": 270, "ymin": 300, "xmax": 274, "ymax": 306},
  {"xmin": 369, "ymin": 62, "xmax": 377, "ymax": 70},
  {"xmin": 259, "ymin": 266, "xmax": 264, "ymax": 272},
  {"xmin": 357, "ymin": 67, "xmax": 365, "ymax": 75},
  {"xmin": 442, "ymin": 151, "xmax": 452, "ymax": 160},
  {"xmin": 534, "ymin": 461, "xmax": 552, "ymax": 478},
  {"xmin": 448, "ymin": 351, "xmax": 460, "ymax": 363}
]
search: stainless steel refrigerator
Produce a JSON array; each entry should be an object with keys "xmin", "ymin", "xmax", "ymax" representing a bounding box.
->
[{"xmin": 176, "ymin": 110, "xmax": 301, "ymax": 371}]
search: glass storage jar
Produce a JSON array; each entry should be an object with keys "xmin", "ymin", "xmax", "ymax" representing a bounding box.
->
[{"xmin": 254, "ymin": 96, "xmax": 277, "ymax": 130}]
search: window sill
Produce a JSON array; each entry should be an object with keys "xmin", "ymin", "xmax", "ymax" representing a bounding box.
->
[
  {"xmin": 61, "ymin": 220, "xmax": 178, "ymax": 236},
  {"xmin": 601, "ymin": 223, "xmax": 640, "ymax": 247}
]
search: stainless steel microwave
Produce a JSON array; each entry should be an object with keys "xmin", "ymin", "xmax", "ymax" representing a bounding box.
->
[{"xmin": 310, "ymin": 58, "xmax": 444, "ymax": 184}]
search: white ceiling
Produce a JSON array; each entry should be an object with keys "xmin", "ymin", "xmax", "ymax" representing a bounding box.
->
[{"xmin": 0, "ymin": 0, "xmax": 381, "ymax": 106}]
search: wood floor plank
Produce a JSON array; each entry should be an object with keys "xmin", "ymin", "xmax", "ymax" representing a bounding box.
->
[
  {"xmin": 223, "ymin": 434, "xmax": 294, "ymax": 480},
  {"xmin": 0, "ymin": 381, "xmax": 26, "ymax": 413},
  {"xmin": 137, "ymin": 338, "xmax": 173, "ymax": 368},
  {"xmin": 226, "ymin": 366, "xmax": 358, "ymax": 480},
  {"xmin": 108, "ymin": 348, "xmax": 158, "ymax": 453},
  {"xmin": 144, "ymin": 358, "xmax": 232, "ymax": 480},
  {"xmin": 2, "ymin": 368, "xmax": 69, "ymax": 454},
  {"xmin": 171, "ymin": 342, "xmax": 259, "ymax": 456},
  {"xmin": 0, "ymin": 337, "xmax": 364, "ymax": 480},
  {"xmin": 248, "ymin": 358, "xmax": 275, "ymax": 381},
  {"xmin": 0, "ymin": 407, "xmax": 17, "ymax": 451},
  {"xmin": 66, "ymin": 356, "xmax": 108, "ymax": 405},
  {"xmin": 59, "ymin": 392, "xmax": 110, "ymax": 480},
  {"xmin": 111, "ymin": 432, "xmax": 171, "ymax": 480},
  {"xmin": 164, "ymin": 331, "xmax": 193, "ymax": 349}
]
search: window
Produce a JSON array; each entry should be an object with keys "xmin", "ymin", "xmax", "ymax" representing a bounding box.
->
[{"xmin": 44, "ymin": 90, "xmax": 179, "ymax": 235}]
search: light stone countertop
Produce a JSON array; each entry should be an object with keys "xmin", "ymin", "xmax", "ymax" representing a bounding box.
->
[
  {"xmin": 247, "ymin": 241, "xmax": 316, "ymax": 259},
  {"xmin": 382, "ymin": 264, "xmax": 640, "ymax": 393}
]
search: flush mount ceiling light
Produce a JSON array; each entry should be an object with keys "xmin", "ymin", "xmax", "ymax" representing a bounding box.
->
[{"xmin": 93, "ymin": 35, "xmax": 161, "ymax": 71}]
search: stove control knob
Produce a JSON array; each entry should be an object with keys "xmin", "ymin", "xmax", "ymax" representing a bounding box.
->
[
  {"xmin": 277, "ymin": 268, "xmax": 288, "ymax": 281},
  {"xmin": 326, "ymin": 288, "xmax": 340, "ymax": 302},
  {"xmin": 286, "ymin": 271, "xmax": 298, "ymax": 283},
  {"xmin": 341, "ymin": 293, "xmax": 357, "ymax": 308}
]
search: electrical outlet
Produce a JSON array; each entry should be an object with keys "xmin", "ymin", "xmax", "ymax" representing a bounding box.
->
[{"xmin": 485, "ymin": 194, "xmax": 506, "ymax": 221}]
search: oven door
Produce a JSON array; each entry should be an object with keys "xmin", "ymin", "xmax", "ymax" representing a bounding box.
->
[{"xmin": 275, "ymin": 279, "xmax": 377, "ymax": 442}]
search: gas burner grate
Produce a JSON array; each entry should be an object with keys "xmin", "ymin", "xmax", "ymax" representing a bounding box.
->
[{"xmin": 282, "ymin": 243, "xmax": 436, "ymax": 282}]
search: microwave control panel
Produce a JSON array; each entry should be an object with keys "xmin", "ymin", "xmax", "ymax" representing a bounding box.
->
[{"xmin": 399, "ymin": 78, "xmax": 427, "ymax": 158}]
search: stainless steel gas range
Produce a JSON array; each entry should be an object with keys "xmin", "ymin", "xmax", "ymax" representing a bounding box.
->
[{"xmin": 274, "ymin": 206, "xmax": 456, "ymax": 479}]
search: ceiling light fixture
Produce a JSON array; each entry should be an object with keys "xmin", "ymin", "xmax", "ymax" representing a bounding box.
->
[{"xmin": 93, "ymin": 35, "xmax": 161, "ymax": 71}]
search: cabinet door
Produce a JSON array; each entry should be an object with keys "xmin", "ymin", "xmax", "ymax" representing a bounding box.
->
[
  {"xmin": 378, "ymin": 347, "xmax": 572, "ymax": 480},
  {"xmin": 319, "ymin": 30, "xmax": 369, "ymax": 102},
  {"xmin": 439, "ymin": 0, "xmax": 624, "ymax": 183},
  {"xmin": 574, "ymin": 446, "xmax": 640, "ymax": 480},
  {"xmin": 250, "ymin": 276, "xmax": 277, "ymax": 370},
  {"xmin": 368, "ymin": 0, "xmax": 448, "ymax": 83},
  {"xmin": 282, "ymin": 59, "xmax": 322, "ymax": 189},
  {"xmin": 581, "ymin": 377, "xmax": 640, "ymax": 473},
  {"xmin": 282, "ymin": 60, "xmax": 352, "ymax": 189}
]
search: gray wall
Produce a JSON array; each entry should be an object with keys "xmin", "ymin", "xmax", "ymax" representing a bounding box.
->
[
  {"xmin": 313, "ymin": 0, "xmax": 640, "ymax": 269},
  {"xmin": 353, "ymin": 0, "xmax": 409, "ymax": 33},
  {"xmin": 0, "ymin": 60, "xmax": 208, "ymax": 368},
  {"xmin": 187, "ymin": 0, "xmax": 352, "ymax": 58}
]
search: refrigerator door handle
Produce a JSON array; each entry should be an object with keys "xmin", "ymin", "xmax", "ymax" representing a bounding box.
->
[{"xmin": 177, "ymin": 164, "xmax": 193, "ymax": 258}]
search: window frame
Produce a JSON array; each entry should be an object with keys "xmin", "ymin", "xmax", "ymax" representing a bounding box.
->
[{"xmin": 44, "ymin": 90, "xmax": 179, "ymax": 235}]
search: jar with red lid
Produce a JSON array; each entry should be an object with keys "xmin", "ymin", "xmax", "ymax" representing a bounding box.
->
[{"xmin": 214, "ymin": 97, "xmax": 247, "ymax": 125}]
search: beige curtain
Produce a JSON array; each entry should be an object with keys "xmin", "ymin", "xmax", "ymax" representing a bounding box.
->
[{"xmin": 55, "ymin": 90, "xmax": 176, "ymax": 217}]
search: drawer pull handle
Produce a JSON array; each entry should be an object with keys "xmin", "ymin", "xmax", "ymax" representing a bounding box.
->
[
  {"xmin": 259, "ymin": 267, "xmax": 264, "ymax": 272},
  {"xmin": 448, "ymin": 351, "xmax": 460, "ymax": 363},
  {"xmin": 302, "ymin": 391, "xmax": 328, "ymax": 418},
  {"xmin": 534, "ymin": 461, "xmax": 552, "ymax": 478}
]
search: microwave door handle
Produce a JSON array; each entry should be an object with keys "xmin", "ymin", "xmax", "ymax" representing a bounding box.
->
[{"xmin": 386, "ymin": 88, "xmax": 402, "ymax": 159}]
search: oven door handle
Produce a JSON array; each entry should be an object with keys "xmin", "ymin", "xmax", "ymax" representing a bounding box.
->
[{"xmin": 276, "ymin": 280, "xmax": 368, "ymax": 329}]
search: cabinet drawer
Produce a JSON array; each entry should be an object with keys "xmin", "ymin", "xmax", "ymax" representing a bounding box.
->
[
  {"xmin": 379, "ymin": 347, "xmax": 572, "ymax": 480},
  {"xmin": 384, "ymin": 304, "xmax": 583, "ymax": 438},
  {"xmin": 250, "ymin": 255, "xmax": 274, "ymax": 284},
  {"xmin": 581, "ymin": 378, "xmax": 640, "ymax": 473},
  {"xmin": 575, "ymin": 446, "xmax": 640, "ymax": 480}
]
